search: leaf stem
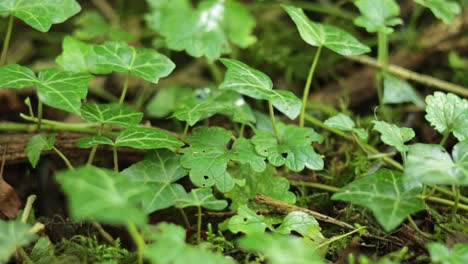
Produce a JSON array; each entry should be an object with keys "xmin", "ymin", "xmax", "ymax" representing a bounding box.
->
[
  {"xmin": 52, "ymin": 146, "xmax": 74, "ymax": 170},
  {"xmin": 207, "ymin": 60, "xmax": 223, "ymax": 83},
  {"xmin": 376, "ymin": 31, "xmax": 388, "ymax": 112},
  {"xmin": 113, "ymin": 145, "xmax": 119, "ymax": 172},
  {"xmin": 181, "ymin": 122, "xmax": 189, "ymax": 141},
  {"xmin": 451, "ymin": 185, "xmax": 460, "ymax": 216},
  {"xmin": 37, "ymin": 100, "xmax": 43, "ymax": 131},
  {"xmin": 433, "ymin": 186, "xmax": 468, "ymax": 204},
  {"xmin": 407, "ymin": 216, "xmax": 433, "ymax": 239},
  {"xmin": 119, "ymin": 73, "xmax": 130, "ymax": 104},
  {"xmin": 299, "ymin": 46, "xmax": 322, "ymax": 127},
  {"xmin": 197, "ymin": 206, "xmax": 203, "ymax": 244},
  {"xmin": 87, "ymin": 124, "xmax": 104, "ymax": 165},
  {"xmin": 317, "ymin": 226, "xmax": 366, "ymax": 249},
  {"xmin": 289, "ymin": 180, "xmax": 340, "ymax": 192},
  {"xmin": 239, "ymin": 123, "xmax": 245, "ymax": 138},
  {"xmin": 126, "ymin": 222, "xmax": 145, "ymax": 264},
  {"xmin": 440, "ymin": 132, "xmax": 450, "ymax": 147},
  {"xmin": 268, "ymin": 101, "xmax": 281, "ymax": 142},
  {"xmin": 21, "ymin": 195, "xmax": 37, "ymax": 223},
  {"xmin": 0, "ymin": 15, "xmax": 14, "ymax": 65}
]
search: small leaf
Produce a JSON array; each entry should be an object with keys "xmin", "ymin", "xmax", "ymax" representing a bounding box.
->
[
  {"xmin": 56, "ymin": 36, "xmax": 96, "ymax": 73},
  {"xmin": 251, "ymin": 124, "xmax": 324, "ymax": 171},
  {"xmin": 404, "ymin": 143, "xmax": 468, "ymax": 186},
  {"xmin": 276, "ymin": 211, "xmax": 324, "ymax": 242},
  {"xmin": 115, "ymin": 127, "xmax": 184, "ymax": 149},
  {"xmin": 146, "ymin": 85, "xmax": 194, "ymax": 118},
  {"xmin": 230, "ymin": 138, "xmax": 266, "ymax": 172},
  {"xmin": 25, "ymin": 134, "xmax": 56, "ymax": 168},
  {"xmin": 372, "ymin": 121, "xmax": 415, "ymax": 152},
  {"xmin": 238, "ymin": 233, "xmax": 325, "ymax": 264},
  {"xmin": 76, "ymin": 136, "xmax": 114, "ymax": 148},
  {"xmin": 55, "ymin": 166, "xmax": 148, "ymax": 225},
  {"xmin": 73, "ymin": 10, "xmax": 133, "ymax": 41},
  {"xmin": 80, "ymin": 103, "xmax": 143, "ymax": 127},
  {"xmin": 0, "ymin": 220, "xmax": 36, "ymax": 263},
  {"xmin": 282, "ymin": 5, "xmax": 371, "ymax": 55},
  {"xmin": 415, "ymin": 0, "xmax": 461, "ymax": 24},
  {"xmin": 353, "ymin": 0, "xmax": 403, "ymax": 33},
  {"xmin": 92, "ymin": 41, "xmax": 175, "ymax": 83},
  {"xmin": 144, "ymin": 222, "xmax": 235, "ymax": 264},
  {"xmin": 228, "ymin": 205, "xmax": 271, "ymax": 235},
  {"xmin": 324, "ymin": 113, "xmax": 368, "ymax": 139},
  {"xmin": 121, "ymin": 149, "xmax": 188, "ymax": 213},
  {"xmin": 427, "ymin": 242, "xmax": 468, "ymax": 264},
  {"xmin": 226, "ymin": 164, "xmax": 296, "ymax": 210},
  {"xmin": 0, "ymin": 0, "xmax": 81, "ymax": 32},
  {"xmin": 220, "ymin": 59, "xmax": 302, "ymax": 119},
  {"xmin": 175, "ymin": 188, "xmax": 227, "ymax": 210},
  {"xmin": 425, "ymin": 92, "xmax": 468, "ymax": 141},
  {"xmin": 0, "ymin": 64, "xmax": 36, "ymax": 88},
  {"xmin": 383, "ymin": 74, "xmax": 425, "ymax": 108},
  {"xmin": 332, "ymin": 169, "xmax": 425, "ymax": 231}
]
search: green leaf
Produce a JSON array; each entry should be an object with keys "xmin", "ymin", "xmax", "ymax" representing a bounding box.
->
[
  {"xmin": 80, "ymin": 103, "xmax": 143, "ymax": 127},
  {"xmin": 115, "ymin": 127, "xmax": 184, "ymax": 149},
  {"xmin": 324, "ymin": 113, "xmax": 368, "ymax": 139},
  {"xmin": 228, "ymin": 205, "xmax": 271, "ymax": 235},
  {"xmin": 353, "ymin": 0, "xmax": 403, "ymax": 33},
  {"xmin": 230, "ymin": 138, "xmax": 266, "ymax": 172},
  {"xmin": 415, "ymin": 0, "xmax": 461, "ymax": 24},
  {"xmin": 0, "ymin": 64, "xmax": 36, "ymax": 88},
  {"xmin": 55, "ymin": 166, "xmax": 148, "ymax": 225},
  {"xmin": 219, "ymin": 59, "xmax": 302, "ymax": 119},
  {"xmin": 25, "ymin": 134, "xmax": 56, "ymax": 168},
  {"xmin": 121, "ymin": 149, "xmax": 188, "ymax": 213},
  {"xmin": 0, "ymin": 0, "xmax": 81, "ymax": 32},
  {"xmin": 427, "ymin": 242, "xmax": 468, "ymax": 264},
  {"xmin": 251, "ymin": 124, "xmax": 324, "ymax": 171},
  {"xmin": 238, "ymin": 233, "xmax": 325, "ymax": 264},
  {"xmin": 404, "ymin": 143, "xmax": 468, "ymax": 186},
  {"xmin": 226, "ymin": 164, "xmax": 296, "ymax": 210},
  {"xmin": 145, "ymin": 0, "xmax": 191, "ymax": 33},
  {"xmin": 144, "ymin": 222, "xmax": 235, "ymax": 264},
  {"xmin": 425, "ymin": 92, "xmax": 468, "ymax": 141},
  {"xmin": 76, "ymin": 136, "xmax": 113, "ymax": 148},
  {"xmin": 92, "ymin": 41, "xmax": 175, "ymax": 83},
  {"xmin": 282, "ymin": 5, "xmax": 370, "ymax": 55},
  {"xmin": 332, "ymin": 169, "xmax": 425, "ymax": 232},
  {"xmin": 372, "ymin": 121, "xmax": 415, "ymax": 152},
  {"xmin": 0, "ymin": 221, "xmax": 36, "ymax": 263},
  {"xmin": 383, "ymin": 74, "xmax": 425, "ymax": 108},
  {"xmin": 180, "ymin": 126, "xmax": 234, "ymax": 192},
  {"xmin": 175, "ymin": 188, "xmax": 228, "ymax": 210},
  {"xmin": 56, "ymin": 36, "xmax": 96, "ymax": 73},
  {"xmin": 146, "ymin": 85, "xmax": 194, "ymax": 118},
  {"xmin": 276, "ymin": 211, "xmax": 324, "ymax": 242},
  {"xmin": 73, "ymin": 10, "xmax": 133, "ymax": 41},
  {"xmin": 153, "ymin": 0, "xmax": 256, "ymax": 60}
]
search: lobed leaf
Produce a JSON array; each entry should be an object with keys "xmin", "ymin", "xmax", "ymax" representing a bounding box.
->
[
  {"xmin": 372, "ymin": 120, "xmax": 415, "ymax": 152},
  {"xmin": 228, "ymin": 205, "xmax": 271, "ymax": 235},
  {"xmin": 76, "ymin": 136, "xmax": 113, "ymax": 148},
  {"xmin": 115, "ymin": 127, "xmax": 184, "ymax": 149},
  {"xmin": 276, "ymin": 211, "xmax": 324, "ymax": 242},
  {"xmin": 0, "ymin": 220, "xmax": 36, "ymax": 263},
  {"xmin": 427, "ymin": 242, "xmax": 468, "ymax": 264},
  {"xmin": 415, "ymin": 0, "xmax": 461, "ymax": 24},
  {"xmin": 353, "ymin": 0, "xmax": 403, "ymax": 33},
  {"xmin": 80, "ymin": 103, "xmax": 143, "ymax": 127},
  {"xmin": 324, "ymin": 113, "xmax": 368, "ymax": 139},
  {"xmin": 56, "ymin": 36, "xmax": 96, "ymax": 73},
  {"xmin": 0, "ymin": 64, "xmax": 36, "ymax": 88},
  {"xmin": 25, "ymin": 134, "xmax": 56, "ymax": 168},
  {"xmin": 383, "ymin": 74, "xmax": 425, "ymax": 108},
  {"xmin": 175, "ymin": 187, "xmax": 228, "ymax": 210}
]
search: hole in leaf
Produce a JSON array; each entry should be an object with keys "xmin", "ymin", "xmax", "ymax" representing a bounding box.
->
[
  {"xmin": 203, "ymin": 176, "xmax": 209, "ymax": 180},
  {"xmin": 243, "ymin": 218, "xmax": 248, "ymax": 222},
  {"xmin": 281, "ymin": 153, "xmax": 287, "ymax": 158}
]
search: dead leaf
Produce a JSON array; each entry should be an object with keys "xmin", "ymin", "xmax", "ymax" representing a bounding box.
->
[{"xmin": 0, "ymin": 179, "xmax": 22, "ymax": 219}]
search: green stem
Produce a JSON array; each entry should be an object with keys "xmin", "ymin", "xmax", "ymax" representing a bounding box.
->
[
  {"xmin": 113, "ymin": 145, "xmax": 119, "ymax": 172},
  {"xmin": 451, "ymin": 185, "xmax": 460, "ymax": 216},
  {"xmin": 17, "ymin": 247, "xmax": 33, "ymax": 264},
  {"xmin": 239, "ymin": 123, "xmax": 245, "ymax": 138},
  {"xmin": 407, "ymin": 216, "xmax": 433, "ymax": 239},
  {"xmin": 434, "ymin": 186, "xmax": 468, "ymax": 204},
  {"xmin": 376, "ymin": 31, "xmax": 388, "ymax": 110},
  {"xmin": 52, "ymin": 146, "xmax": 74, "ymax": 170},
  {"xmin": 317, "ymin": 226, "xmax": 366, "ymax": 249},
  {"xmin": 119, "ymin": 73, "xmax": 130, "ymax": 104},
  {"xmin": 179, "ymin": 208, "xmax": 191, "ymax": 228},
  {"xmin": 268, "ymin": 101, "xmax": 281, "ymax": 142},
  {"xmin": 0, "ymin": 121, "xmax": 101, "ymax": 134},
  {"xmin": 419, "ymin": 195, "xmax": 468, "ymax": 212},
  {"xmin": 207, "ymin": 60, "xmax": 223, "ymax": 83},
  {"xmin": 440, "ymin": 132, "xmax": 450, "ymax": 147},
  {"xmin": 299, "ymin": 46, "xmax": 322, "ymax": 128},
  {"xmin": 25, "ymin": 97, "xmax": 34, "ymax": 118},
  {"xmin": 197, "ymin": 206, "xmax": 202, "ymax": 244},
  {"xmin": 126, "ymin": 222, "xmax": 145, "ymax": 264},
  {"xmin": 0, "ymin": 15, "xmax": 14, "ymax": 65},
  {"xmin": 289, "ymin": 180, "xmax": 340, "ymax": 192},
  {"xmin": 21, "ymin": 195, "xmax": 37, "ymax": 223},
  {"xmin": 37, "ymin": 100, "xmax": 43, "ymax": 131},
  {"xmin": 181, "ymin": 122, "xmax": 189, "ymax": 141},
  {"xmin": 87, "ymin": 124, "xmax": 104, "ymax": 165}
]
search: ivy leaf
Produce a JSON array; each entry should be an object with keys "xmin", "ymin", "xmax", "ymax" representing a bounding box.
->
[
  {"xmin": 153, "ymin": 0, "xmax": 256, "ymax": 60},
  {"xmin": 0, "ymin": 0, "xmax": 81, "ymax": 32},
  {"xmin": 230, "ymin": 138, "xmax": 266, "ymax": 172},
  {"xmin": 427, "ymin": 242, "xmax": 468, "ymax": 264},
  {"xmin": 92, "ymin": 41, "xmax": 175, "ymax": 83},
  {"xmin": 180, "ymin": 126, "xmax": 234, "ymax": 192},
  {"xmin": 226, "ymin": 164, "xmax": 296, "ymax": 210},
  {"xmin": 404, "ymin": 143, "xmax": 468, "ymax": 186},
  {"xmin": 0, "ymin": 221, "xmax": 36, "ymax": 263},
  {"xmin": 220, "ymin": 59, "xmax": 301, "ymax": 119},
  {"xmin": 175, "ymin": 188, "xmax": 228, "ymax": 210},
  {"xmin": 383, "ymin": 74, "xmax": 425, "ymax": 108},
  {"xmin": 25, "ymin": 134, "xmax": 56, "ymax": 168},
  {"xmin": 146, "ymin": 85, "xmax": 194, "ymax": 118},
  {"xmin": 353, "ymin": 0, "xmax": 403, "ymax": 33},
  {"xmin": 372, "ymin": 121, "xmax": 415, "ymax": 152},
  {"xmin": 56, "ymin": 36, "xmax": 96, "ymax": 73},
  {"xmin": 121, "ymin": 149, "xmax": 188, "ymax": 213},
  {"xmin": 332, "ymin": 169, "xmax": 425, "ymax": 231},
  {"xmin": 55, "ymin": 166, "xmax": 148, "ymax": 225},
  {"xmin": 238, "ymin": 233, "xmax": 325, "ymax": 264},
  {"xmin": 276, "ymin": 211, "xmax": 324, "ymax": 243},
  {"xmin": 144, "ymin": 222, "xmax": 235, "ymax": 264},
  {"xmin": 228, "ymin": 205, "xmax": 271, "ymax": 235},
  {"xmin": 252, "ymin": 124, "xmax": 324, "ymax": 171},
  {"xmin": 415, "ymin": 0, "xmax": 461, "ymax": 24},
  {"xmin": 80, "ymin": 103, "xmax": 143, "ymax": 127},
  {"xmin": 76, "ymin": 136, "xmax": 113, "ymax": 148},
  {"xmin": 324, "ymin": 113, "xmax": 368, "ymax": 139},
  {"xmin": 115, "ymin": 127, "xmax": 184, "ymax": 149},
  {"xmin": 282, "ymin": 5, "xmax": 370, "ymax": 55},
  {"xmin": 425, "ymin": 92, "xmax": 468, "ymax": 141},
  {"xmin": 73, "ymin": 10, "xmax": 133, "ymax": 41},
  {"xmin": 0, "ymin": 64, "xmax": 36, "ymax": 88}
]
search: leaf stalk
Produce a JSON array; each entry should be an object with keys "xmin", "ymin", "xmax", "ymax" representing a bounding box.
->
[
  {"xmin": 0, "ymin": 15, "xmax": 14, "ymax": 65},
  {"xmin": 268, "ymin": 101, "xmax": 281, "ymax": 142},
  {"xmin": 299, "ymin": 46, "xmax": 322, "ymax": 127}
]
